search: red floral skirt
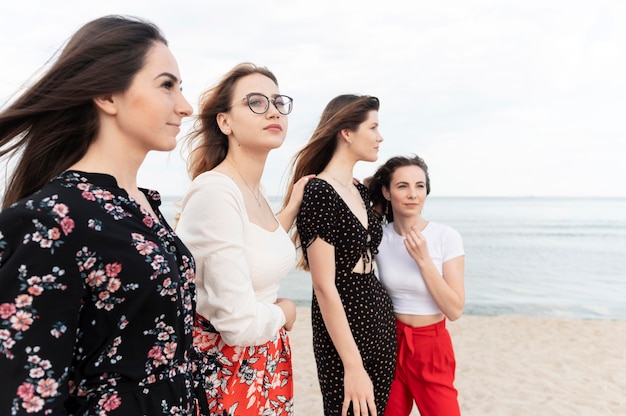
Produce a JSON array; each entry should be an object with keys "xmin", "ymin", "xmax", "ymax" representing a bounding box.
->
[{"xmin": 194, "ymin": 314, "xmax": 293, "ymax": 415}]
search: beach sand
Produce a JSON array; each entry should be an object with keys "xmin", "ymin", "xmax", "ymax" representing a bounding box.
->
[{"xmin": 290, "ymin": 307, "xmax": 626, "ymax": 415}]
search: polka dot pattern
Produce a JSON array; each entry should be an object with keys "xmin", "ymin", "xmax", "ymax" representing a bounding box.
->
[{"xmin": 297, "ymin": 178, "xmax": 397, "ymax": 415}]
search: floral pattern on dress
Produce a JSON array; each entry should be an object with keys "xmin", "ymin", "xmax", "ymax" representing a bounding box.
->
[
  {"xmin": 194, "ymin": 315, "xmax": 293, "ymax": 416},
  {"xmin": 0, "ymin": 171, "xmax": 200, "ymax": 415}
]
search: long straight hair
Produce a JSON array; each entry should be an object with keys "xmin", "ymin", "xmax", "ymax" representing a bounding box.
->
[
  {"xmin": 0, "ymin": 15, "xmax": 166, "ymax": 208},
  {"xmin": 284, "ymin": 94, "xmax": 380, "ymax": 270},
  {"xmin": 183, "ymin": 63, "xmax": 278, "ymax": 180}
]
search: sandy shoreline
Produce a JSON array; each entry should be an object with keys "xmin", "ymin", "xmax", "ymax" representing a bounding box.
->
[{"xmin": 290, "ymin": 307, "xmax": 626, "ymax": 415}]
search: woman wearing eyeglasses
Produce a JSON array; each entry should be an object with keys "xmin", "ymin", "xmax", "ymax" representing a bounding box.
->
[{"xmin": 176, "ymin": 62, "xmax": 312, "ymax": 415}]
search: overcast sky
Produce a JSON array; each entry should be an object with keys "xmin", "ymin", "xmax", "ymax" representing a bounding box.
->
[{"xmin": 1, "ymin": 0, "xmax": 625, "ymax": 197}]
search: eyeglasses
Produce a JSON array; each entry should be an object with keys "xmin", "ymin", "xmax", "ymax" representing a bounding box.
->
[{"xmin": 235, "ymin": 93, "xmax": 293, "ymax": 115}]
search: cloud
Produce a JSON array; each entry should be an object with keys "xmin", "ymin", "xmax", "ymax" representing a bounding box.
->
[{"xmin": 2, "ymin": 0, "xmax": 625, "ymax": 197}]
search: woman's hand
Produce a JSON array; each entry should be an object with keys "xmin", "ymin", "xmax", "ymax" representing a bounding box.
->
[
  {"xmin": 287, "ymin": 174, "xmax": 316, "ymax": 210},
  {"xmin": 277, "ymin": 174, "xmax": 316, "ymax": 232},
  {"xmin": 405, "ymin": 225, "xmax": 466, "ymax": 321},
  {"xmin": 404, "ymin": 225, "xmax": 430, "ymax": 267},
  {"xmin": 343, "ymin": 366, "xmax": 377, "ymax": 416},
  {"xmin": 275, "ymin": 298, "xmax": 296, "ymax": 331}
]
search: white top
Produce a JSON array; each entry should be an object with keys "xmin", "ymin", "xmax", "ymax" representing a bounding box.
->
[
  {"xmin": 175, "ymin": 171, "xmax": 295, "ymax": 346},
  {"xmin": 376, "ymin": 222, "xmax": 464, "ymax": 315}
]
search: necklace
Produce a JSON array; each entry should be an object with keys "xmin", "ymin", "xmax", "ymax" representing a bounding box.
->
[
  {"xmin": 329, "ymin": 174, "xmax": 366, "ymax": 210},
  {"xmin": 226, "ymin": 159, "xmax": 262, "ymax": 207}
]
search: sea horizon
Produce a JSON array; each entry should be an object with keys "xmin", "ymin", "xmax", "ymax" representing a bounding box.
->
[{"xmin": 161, "ymin": 195, "xmax": 626, "ymax": 321}]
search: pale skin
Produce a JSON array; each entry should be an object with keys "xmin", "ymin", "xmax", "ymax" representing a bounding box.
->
[
  {"xmin": 382, "ymin": 165, "xmax": 465, "ymax": 326},
  {"xmin": 306, "ymin": 110, "xmax": 383, "ymax": 416},
  {"xmin": 213, "ymin": 73, "xmax": 313, "ymax": 331},
  {"xmin": 69, "ymin": 41, "xmax": 193, "ymax": 222}
]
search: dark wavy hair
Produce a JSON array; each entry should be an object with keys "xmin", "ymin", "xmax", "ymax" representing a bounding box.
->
[
  {"xmin": 368, "ymin": 154, "xmax": 430, "ymax": 224},
  {"xmin": 0, "ymin": 15, "xmax": 167, "ymax": 208}
]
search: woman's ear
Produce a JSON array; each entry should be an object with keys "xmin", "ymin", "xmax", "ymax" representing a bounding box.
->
[
  {"xmin": 93, "ymin": 94, "xmax": 117, "ymax": 116},
  {"xmin": 382, "ymin": 186, "xmax": 391, "ymax": 201},
  {"xmin": 216, "ymin": 113, "xmax": 232, "ymax": 135},
  {"xmin": 339, "ymin": 128, "xmax": 352, "ymax": 144}
]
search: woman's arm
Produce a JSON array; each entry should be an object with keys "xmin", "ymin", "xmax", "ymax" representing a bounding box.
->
[
  {"xmin": 404, "ymin": 227, "xmax": 465, "ymax": 321},
  {"xmin": 307, "ymin": 237, "xmax": 377, "ymax": 416},
  {"xmin": 0, "ymin": 206, "xmax": 84, "ymax": 414},
  {"xmin": 176, "ymin": 175, "xmax": 286, "ymax": 345}
]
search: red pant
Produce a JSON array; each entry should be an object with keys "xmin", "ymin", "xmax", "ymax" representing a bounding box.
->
[{"xmin": 384, "ymin": 319, "xmax": 460, "ymax": 416}]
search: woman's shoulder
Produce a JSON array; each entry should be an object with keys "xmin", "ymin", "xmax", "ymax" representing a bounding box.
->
[
  {"xmin": 0, "ymin": 177, "xmax": 95, "ymax": 247},
  {"xmin": 193, "ymin": 170, "xmax": 235, "ymax": 186},
  {"xmin": 305, "ymin": 177, "xmax": 336, "ymax": 195},
  {"xmin": 302, "ymin": 178, "xmax": 338, "ymax": 207},
  {"xmin": 2, "ymin": 174, "xmax": 95, "ymax": 214},
  {"xmin": 425, "ymin": 221, "xmax": 462, "ymax": 240},
  {"xmin": 181, "ymin": 170, "xmax": 245, "ymax": 215},
  {"xmin": 427, "ymin": 221, "xmax": 457, "ymax": 232},
  {"xmin": 188, "ymin": 171, "xmax": 240, "ymax": 196},
  {"xmin": 308, "ymin": 177, "xmax": 331, "ymax": 188}
]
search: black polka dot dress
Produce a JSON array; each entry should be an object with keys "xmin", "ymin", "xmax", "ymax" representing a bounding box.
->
[{"xmin": 297, "ymin": 178, "xmax": 396, "ymax": 415}]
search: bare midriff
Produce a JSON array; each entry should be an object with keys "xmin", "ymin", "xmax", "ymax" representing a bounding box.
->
[{"xmin": 395, "ymin": 312, "xmax": 445, "ymax": 327}]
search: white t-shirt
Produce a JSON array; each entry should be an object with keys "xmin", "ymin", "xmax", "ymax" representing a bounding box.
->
[
  {"xmin": 176, "ymin": 171, "xmax": 295, "ymax": 346},
  {"xmin": 376, "ymin": 222, "xmax": 464, "ymax": 315}
]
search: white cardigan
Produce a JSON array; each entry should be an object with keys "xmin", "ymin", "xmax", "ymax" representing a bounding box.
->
[{"xmin": 176, "ymin": 171, "xmax": 295, "ymax": 346}]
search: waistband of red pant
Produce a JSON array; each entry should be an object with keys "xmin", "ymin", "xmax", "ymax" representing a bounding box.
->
[{"xmin": 395, "ymin": 318, "xmax": 446, "ymax": 336}]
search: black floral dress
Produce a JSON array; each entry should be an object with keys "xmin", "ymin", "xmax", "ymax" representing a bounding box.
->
[
  {"xmin": 0, "ymin": 171, "xmax": 200, "ymax": 415},
  {"xmin": 297, "ymin": 178, "xmax": 396, "ymax": 415}
]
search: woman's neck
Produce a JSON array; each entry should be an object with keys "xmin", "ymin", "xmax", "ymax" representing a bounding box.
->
[
  {"xmin": 68, "ymin": 135, "xmax": 144, "ymax": 192},
  {"xmin": 392, "ymin": 215, "xmax": 428, "ymax": 236},
  {"xmin": 223, "ymin": 154, "xmax": 266, "ymax": 185},
  {"xmin": 321, "ymin": 158, "xmax": 355, "ymax": 186},
  {"xmin": 69, "ymin": 158, "xmax": 140, "ymax": 193}
]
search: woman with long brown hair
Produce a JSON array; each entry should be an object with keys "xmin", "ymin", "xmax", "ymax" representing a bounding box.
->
[
  {"xmin": 0, "ymin": 15, "xmax": 200, "ymax": 414},
  {"xmin": 176, "ymin": 62, "xmax": 311, "ymax": 415},
  {"xmin": 284, "ymin": 94, "xmax": 396, "ymax": 415}
]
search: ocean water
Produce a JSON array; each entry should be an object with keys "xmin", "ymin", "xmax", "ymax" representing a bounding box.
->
[{"xmin": 162, "ymin": 196, "xmax": 626, "ymax": 320}]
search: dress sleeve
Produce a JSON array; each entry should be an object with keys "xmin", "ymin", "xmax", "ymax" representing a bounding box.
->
[
  {"xmin": 297, "ymin": 179, "xmax": 338, "ymax": 251},
  {"xmin": 175, "ymin": 173, "xmax": 285, "ymax": 346},
  {"xmin": 0, "ymin": 202, "xmax": 84, "ymax": 415}
]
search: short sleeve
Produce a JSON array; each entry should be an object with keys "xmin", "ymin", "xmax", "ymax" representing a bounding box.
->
[
  {"xmin": 297, "ymin": 179, "xmax": 338, "ymax": 251},
  {"xmin": 442, "ymin": 226, "xmax": 464, "ymax": 262}
]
